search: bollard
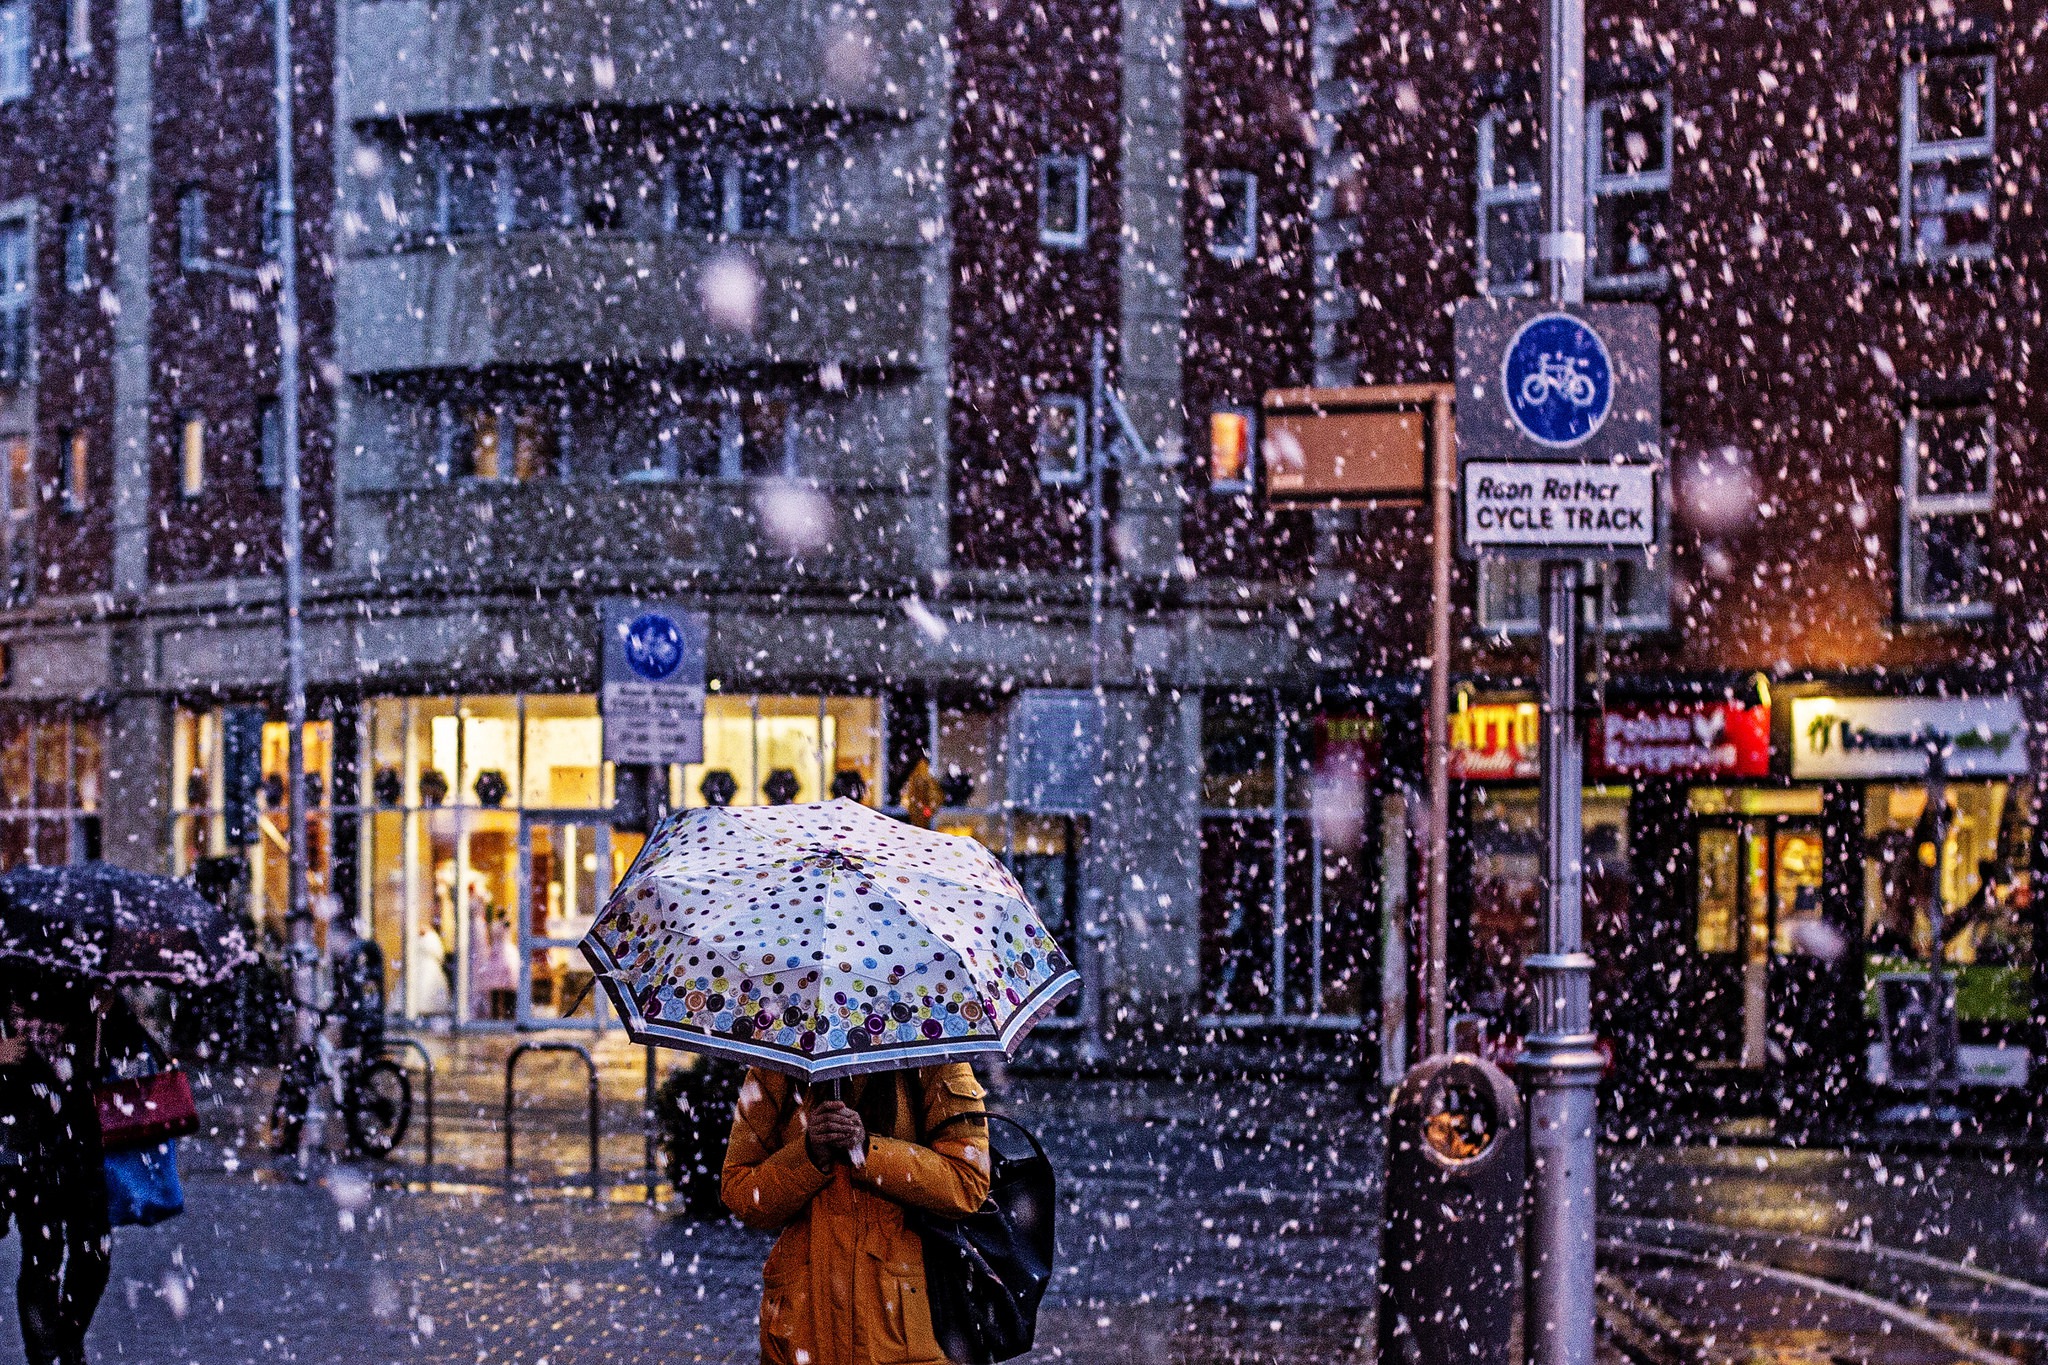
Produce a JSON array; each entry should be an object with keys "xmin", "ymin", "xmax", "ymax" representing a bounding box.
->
[{"xmin": 1378, "ymin": 1053, "xmax": 1525, "ymax": 1365}]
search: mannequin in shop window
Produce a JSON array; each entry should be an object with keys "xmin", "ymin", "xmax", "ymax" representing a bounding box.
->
[
  {"xmin": 469, "ymin": 893, "xmax": 518, "ymax": 1021},
  {"xmin": 699, "ymin": 770, "xmax": 738, "ymax": 808},
  {"xmin": 763, "ymin": 768, "xmax": 801, "ymax": 806},
  {"xmin": 830, "ymin": 770, "xmax": 867, "ymax": 804}
]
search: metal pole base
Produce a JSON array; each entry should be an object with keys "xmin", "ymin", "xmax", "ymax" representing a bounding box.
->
[{"xmin": 1520, "ymin": 1035, "xmax": 1603, "ymax": 1365}]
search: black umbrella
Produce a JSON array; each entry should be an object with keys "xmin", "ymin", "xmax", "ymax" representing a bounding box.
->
[{"xmin": 0, "ymin": 863, "xmax": 255, "ymax": 985}]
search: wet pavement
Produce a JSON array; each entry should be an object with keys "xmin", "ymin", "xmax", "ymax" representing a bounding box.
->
[
  {"xmin": 0, "ymin": 1033, "xmax": 2039, "ymax": 1364},
  {"xmin": 0, "ymin": 1037, "xmax": 1383, "ymax": 1364}
]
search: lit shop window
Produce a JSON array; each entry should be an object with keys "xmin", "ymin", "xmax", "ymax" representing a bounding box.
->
[{"xmin": 180, "ymin": 414, "xmax": 205, "ymax": 498}]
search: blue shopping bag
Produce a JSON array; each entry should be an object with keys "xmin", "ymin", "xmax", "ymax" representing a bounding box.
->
[{"xmin": 104, "ymin": 1140, "xmax": 184, "ymax": 1227}]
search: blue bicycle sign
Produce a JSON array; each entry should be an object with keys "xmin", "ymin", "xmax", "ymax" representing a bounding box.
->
[
  {"xmin": 1501, "ymin": 313, "xmax": 1614, "ymax": 448},
  {"xmin": 621, "ymin": 612, "xmax": 686, "ymax": 682}
]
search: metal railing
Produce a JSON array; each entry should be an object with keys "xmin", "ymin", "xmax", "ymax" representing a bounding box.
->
[
  {"xmin": 504, "ymin": 1041, "xmax": 601, "ymax": 1196},
  {"xmin": 379, "ymin": 1037, "xmax": 436, "ymax": 1180}
]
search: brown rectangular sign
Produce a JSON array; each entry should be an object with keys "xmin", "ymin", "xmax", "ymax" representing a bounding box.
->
[{"xmin": 1261, "ymin": 386, "xmax": 1436, "ymax": 505}]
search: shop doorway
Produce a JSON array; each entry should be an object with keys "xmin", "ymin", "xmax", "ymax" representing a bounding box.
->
[
  {"xmin": 1693, "ymin": 817, "xmax": 1826, "ymax": 1067},
  {"xmin": 517, "ymin": 816, "xmax": 617, "ymax": 1028}
]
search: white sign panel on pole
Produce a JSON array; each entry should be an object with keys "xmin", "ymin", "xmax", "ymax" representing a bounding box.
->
[
  {"xmin": 1788, "ymin": 695, "xmax": 2030, "ymax": 780},
  {"xmin": 1461, "ymin": 461, "xmax": 1656, "ymax": 550},
  {"xmin": 601, "ymin": 603, "xmax": 708, "ymax": 766}
]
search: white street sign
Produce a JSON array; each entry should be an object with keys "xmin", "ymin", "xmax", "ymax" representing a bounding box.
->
[{"xmin": 1461, "ymin": 461, "xmax": 1656, "ymax": 550}]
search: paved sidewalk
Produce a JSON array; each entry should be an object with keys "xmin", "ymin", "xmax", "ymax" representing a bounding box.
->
[{"xmin": 0, "ymin": 1043, "xmax": 1386, "ymax": 1365}]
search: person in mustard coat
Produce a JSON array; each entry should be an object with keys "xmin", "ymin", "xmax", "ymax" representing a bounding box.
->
[{"xmin": 723, "ymin": 1062, "xmax": 992, "ymax": 1365}]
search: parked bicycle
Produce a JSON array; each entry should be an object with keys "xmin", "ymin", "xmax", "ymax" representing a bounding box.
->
[{"xmin": 267, "ymin": 999, "xmax": 413, "ymax": 1157}]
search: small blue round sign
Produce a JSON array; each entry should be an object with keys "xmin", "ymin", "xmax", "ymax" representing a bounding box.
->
[
  {"xmin": 1501, "ymin": 312, "xmax": 1614, "ymax": 448},
  {"xmin": 622, "ymin": 612, "xmax": 685, "ymax": 682}
]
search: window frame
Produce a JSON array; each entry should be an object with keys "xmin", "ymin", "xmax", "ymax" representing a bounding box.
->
[
  {"xmin": 176, "ymin": 186, "xmax": 208, "ymax": 270},
  {"xmin": 0, "ymin": 1, "xmax": 27, "ymax": 102},
  {"xmin": 0, "ymin": 215, "xmax": 31, "ymax": 386},
  {"xmin": 1207, "ymin": 406, "xmax": 1256, "ymax": 494},
  {"xmin": 1036, "ymin": 154, "xmax": 1090, "ymax": 251},
  {"xmin": 1898, "ymin": 402, "xmax": 1996, "ymax": 622},
  {"xmin": 1033, "ymin": 394, "xmax": 1088, "ymax": 488},
  {"xmin": 179, "ymin": 412, "xmax": 206, "ymax": 499},
  {"xmin": 64, "ymin": 0, "xmax": 88, "ymax": 60},
  {"xmin": 61, "ymin": 427, "xmax": 87, "ymax": 512},
  {"xmin": 257, "ymin": 398, "xmax": 282, "ymax": 490},
  {"xmin": 1898, "ymin": 53, "xmax": 1996, "ymax": 267},
  {"xmin": 1586, "ymin": 88, "xmax": 1674, "ymax": 293},
  {"xmin": 1205, "ymin": 170, "xmax": 1258, "ymax": 262},
  {"xmin": 1475, "ymin": 108, "xmax": 1541, "ymax": 299},
  {"xmin": 61, "ymin": 207, "xmax": 88, "ymax": 293}
]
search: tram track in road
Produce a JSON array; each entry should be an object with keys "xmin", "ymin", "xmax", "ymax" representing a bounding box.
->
[{"xmin": 1595, "ymin": 1215, "xmax": 2048, "ymax": 1364}]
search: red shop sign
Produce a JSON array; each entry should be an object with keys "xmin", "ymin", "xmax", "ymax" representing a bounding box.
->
[{"xmin": 1590, "ymin": 701, "xmax": 1771, "ymax": 779}]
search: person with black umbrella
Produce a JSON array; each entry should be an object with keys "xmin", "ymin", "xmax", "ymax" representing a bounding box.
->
[{"xmin": 0, "ymin": 971, "xmax": 111, "ymax": 1365}]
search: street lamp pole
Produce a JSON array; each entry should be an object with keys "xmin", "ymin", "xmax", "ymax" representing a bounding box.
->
[
  {"xmin": 1075, "ymin": 331, "xmax": 1110, "ymax": 1066},
  {"xmin": 271, "ymin": 0, "xmax": 313, "ymax": 1028},
  {"xmin": 1522, "ymin": 0, "xmax": 1603, "ymax": 1361}
]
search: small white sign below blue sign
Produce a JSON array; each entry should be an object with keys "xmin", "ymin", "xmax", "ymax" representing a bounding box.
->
[{"xmin": 1501, "ymin": 312, "xmax": 1614, "ymax": 449}]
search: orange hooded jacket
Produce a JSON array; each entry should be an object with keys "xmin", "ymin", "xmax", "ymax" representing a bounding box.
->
[{"xmin": 723, "ymin": 1064, "xmax": 992, "ymax": 1365}]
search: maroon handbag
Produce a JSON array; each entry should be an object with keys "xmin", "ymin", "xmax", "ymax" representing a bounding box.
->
[{"xmin": 95, "ymin": 1069, "xmax": 199, "ymax": 1153}]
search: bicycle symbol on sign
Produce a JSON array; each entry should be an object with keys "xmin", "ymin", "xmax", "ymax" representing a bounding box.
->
[{"xmin": 1518, "ymin": 352, "xmax": 1599, "ymax": 409}]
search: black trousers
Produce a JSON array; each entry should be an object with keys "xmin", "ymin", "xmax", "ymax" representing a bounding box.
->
[{"xmin": 0, "ymin": 1164, "xmax": 111, "ymax": 1365}]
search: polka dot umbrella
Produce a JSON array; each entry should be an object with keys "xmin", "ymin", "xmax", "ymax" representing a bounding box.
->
[{"xmin": 579, "ymin": 798, "xmax": 1081, "ymax": 1081}]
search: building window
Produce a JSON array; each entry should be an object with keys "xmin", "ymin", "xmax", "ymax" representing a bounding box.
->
[
  {"xmin": 62, "ymin": 429, "xmax": 86, "ymax": 511},
  {"xmin": 257, "ymin": 399, "xmax": 282, "ymax": 489},
  {"xmin": 177, "ymin": 187, "xmax": 208, "ymax": 270},
  {"xmin": 1587, "ymin": 89, "xmax": 1672, "ymax": 290},
  {"xmin": 1900, "ymin": 55, "xmax": 1995, "ymax": 266},
  {"xmin": 1208, "ymin": 408, "xmax": 1254, "ymax": 492},
  {"xmin": 732, "ymin": 153, "xmax": 793, "ymax": 235},
  {"xmin": 65, "ymin": 0, "xmax": 87, "ymax": 60},
  {"xmin": 3, "ymin": 436, "xmax": 30, "ymax": 536},
  {"xmin": 179, "ymin": 0, "xmax": 203, "ymax": 31},
  {"xmin": 1899, "ymin": 403, "xmax": 1995, "ymax": 621},
  {"xmin": 0, "ymin": 221, "xmax": 29, "ymax": 384},
  {"xmin": 1475, "ymin": 109, "xmax": 1540, "ymax": 296},
  {"xmin": 0, "ymin": 2, "xmax": 28, "ymax": 102},
  {"xmin": 1205, "ymin": 171, "xmax": 1257, "ymax": 261},
  {"xmin": 259, "ymin": 178, "xmax": 282, "ymax": 260},
  {"xmin": 1037, "ymin": 154, "xmax": 1089, "ymax": 250},
  {"xmin": 1034, "ymin": 395, "xmax": 1086, "ymax": 487},
  {"xmin": 62, "ymin": 209, "xmax": 88, "ymax": 293},
  {"xmin": 180, "ymin": 414, "xmax": 205, "ymax": 498},
  {"xmin": 441, "ymin": 149, "xmax": 503, "ymax": 237}
]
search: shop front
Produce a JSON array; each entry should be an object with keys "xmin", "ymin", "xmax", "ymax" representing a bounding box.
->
[
  {"xmin": 1601, "ymin": 687, "xmax": 2039, "ymax": 1121},
  {"xmin": 1447, "ymin": 690, "xmax": 1632, "ymax": 1058},
  {"xmin": 0, "ymin": 706, "xmax": 104, "ymax": 869},
  {"xmin": 174, "ymin": 691, "xmax": 883, "ymax": 1029},
  {"xmin": 1785, "ymin": 694, "xmax": 2037, "ymax": 1092},
  {"xmin": 1197, "ymin": 691, "xmax": 1390, "ymax": 1033}
]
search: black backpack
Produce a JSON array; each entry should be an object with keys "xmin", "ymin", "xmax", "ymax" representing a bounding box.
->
[{"xmin": 912, "ymin": 1110, "xmax": 1057, "ymax": 1364}]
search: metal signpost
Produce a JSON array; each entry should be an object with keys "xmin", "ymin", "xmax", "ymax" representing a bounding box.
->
[
  {"xmin": 1453, "ymin": 3, "xmax": 1661, "ymax": 1360},
  {"xmin": 1262, "ymin": 384, "xmax": 1455, "ymax": 1058}
]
